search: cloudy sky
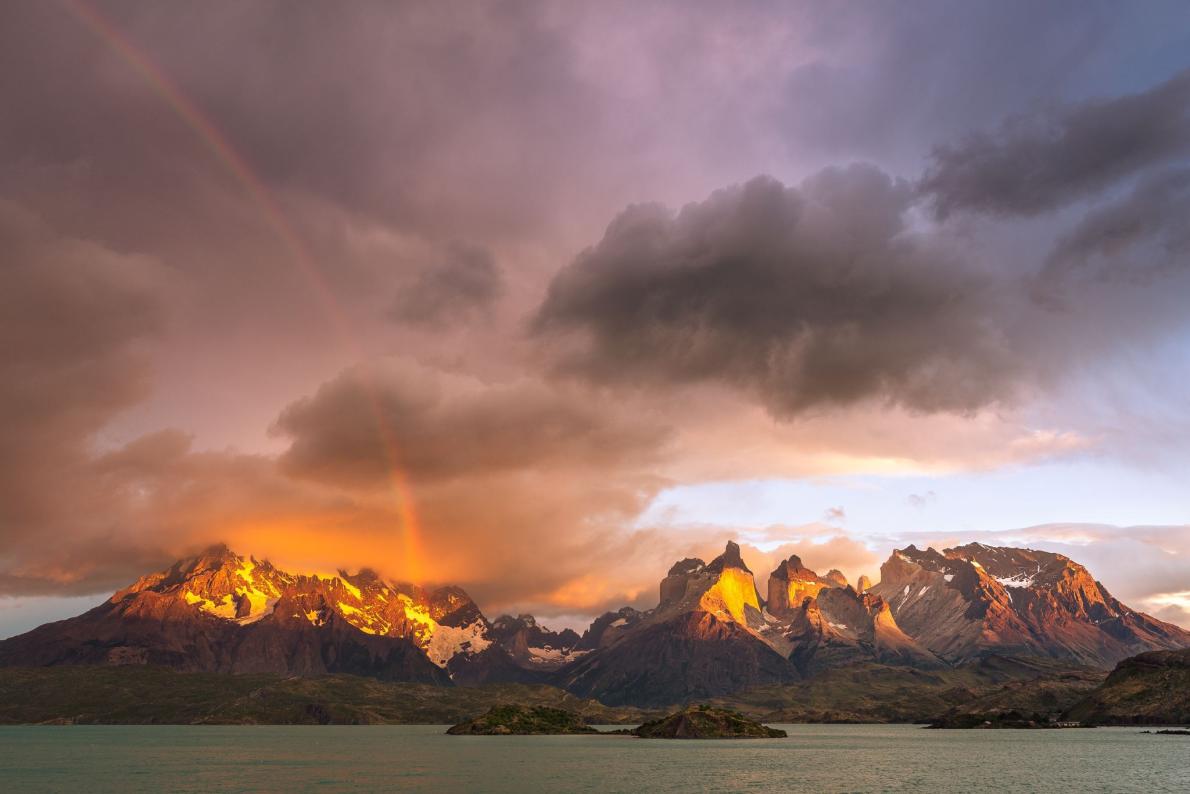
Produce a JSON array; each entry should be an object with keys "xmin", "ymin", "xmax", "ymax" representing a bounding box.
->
[{"xmin": 3, "ymin": 0, "xmax": 1190, "ymax": 636}]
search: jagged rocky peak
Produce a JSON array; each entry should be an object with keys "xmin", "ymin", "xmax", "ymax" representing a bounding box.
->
[
  {"xmin": 944, "ymin": 543, "xmax": 1079, "ymax": 589},
  {"xmin": 575, "ymin": 606, "xmax": 643, "ymax": 651},
  {"xmin": 657, "ymin": 541, "xmax": 764, "ymax": 624},
  {"xmin": 824, "ymin": 569, "xmax": 849, "ymax": 588},
  {"xmin": 816, "ymin": 586, "xmax": 883, "ymax": 634},
  {"xmin": 486, "ymin": 613, "xmax": 584, "ymax": 671},
  {"xmin": 117, "ymin": 542, "xmax": 241, "ymax": 598},
  {"xmin": 770, "ymin": 555, "xmax": 816, "ymax": 581},
  {"xmin": 767, "ymin": 554, "xmax": 838, "ymax": 616},
  {"xmin": 882, "ymin": 542, "xmax": 1083, "ymax": 597},
  {"xmin": 893, "ymin": 544, "xmax": 947, "ymax": 566},
  {"xmin": 871, "ymin": 542, "xmax": 1190, "ymax": 667},
  {"xmin": 659, "ymin": 541, "xmax": 755, "ymax": 610},
  {"xmin": 194, "ymin": 542, "xmax": 238, "ymax": 565},
  {"xmin": 880, "ymin": 544, "xmax": 967, "ymax": 585},
  {"xmin": 341, "ymin": 567, "xmax": 393, "ymax": 599},
  {"xmin": 705, "ymin": 541, "xmax": 751, "ymax": 574},
  {"xmin": 490, "ymin": 614, "xmax": 540, "ymax": 635},
  {"xmin": 102, "ymin": 545, "xmax": 505, "ymax": 671},
  {"xmin": 7, "ymin": 537, "xmax": 1190, "ymax": 697},
  {"xmin": 668, "ymin": 558, "xmax": 706, "ymax": 576},
  {"xmin": 428, "ymin": 585, "xmax": 483, "ymax": 626},
  {"xmin": 490, "ymin": 613, "xmax": 579, "ymax": 648},
  {"xmin": 856, "ymin": 575, "xmax": 873, "ymax": 593},
  {"xmin": 811, "ymin": 585, "xmax": 942, "ymax": 668},
  {"xmin": 660, "ymin": 557, "xmax": 706, "ymax": 605},
  {"xmin": 697, "ymin": 542, "xmax": 763, "ymax": 625}
]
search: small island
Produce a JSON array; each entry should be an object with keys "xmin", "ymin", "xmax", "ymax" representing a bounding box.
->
[
  {"xmin": 446, "ymin": 705, "xmax": 599, "ymax": 735},
  {"xmin": 630, "ymin": 705, "xmax": 787, "ymax": 739},
  {"xmin": 446, "ymin": 703, "xmax": 786, "ymax": 739}
]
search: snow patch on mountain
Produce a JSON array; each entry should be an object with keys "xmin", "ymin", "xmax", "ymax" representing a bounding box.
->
[
  {"xmin": 995, "ymin": 572, "xmax": 1036, "ymax": 589},
  {"xmin": 425, "ymin": 619, "xmax": 491, "ymax": 667}
]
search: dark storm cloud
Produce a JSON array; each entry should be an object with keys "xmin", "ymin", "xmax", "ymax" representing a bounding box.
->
[
  {"xmin": 273, "ymin": 363, "xmax": 670, "ymax": 487},
  {"xmin": 0, "ymin": 0, "xmax": 604, "ymax": 241},
  {"xmin": 1039, "ymin": 168, "xmax": 1190, "ymax": 289},
  {"xmin": 920, "ymin": 69, "xmax": 1190, "ymax": 218},
  {"xmin": 2, "ymin": 0, "xmax": 1189, "ymax": 626},
  {"xmin": 0, "ymin": 202, "xmax": 183, "ymax": 594},
  {"xmin": 0, "ymin": 202, "xmax": 165, "ymax": 535},
  {"xmin": 534, "ymin": 166, "xmax": 1023, "ymax": 416},
  {"xmin": 776, "ymin": 1, "xmax": 1119, "ymax": 163},
  {"xmin": 389, "ymin": 242, "xmax": 503, "ymax": 327}
]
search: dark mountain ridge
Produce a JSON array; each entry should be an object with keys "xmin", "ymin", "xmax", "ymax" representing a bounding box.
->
[{"xmin": 1, "ymin": 540, "xmax": 1186, "ymax": 707}]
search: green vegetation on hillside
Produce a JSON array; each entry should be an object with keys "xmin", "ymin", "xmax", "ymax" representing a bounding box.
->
[
  {"xmin": 0, "ymin": 655, "xmax": 1130, "ymax": 727},
  {"xmin": 1067, "ymin": 649, "xmax": 1190, "ymax": 726},
  {"xmin": 446, "ymin": 704, "xmax": 599, "ymax": 734},
  {"xmin": 0, "ymin": 666, "xmax": 655, "ymax": 725},
  {"xmin": 632, "ymin": 705, "xmax": 786, "ymax": 738},
  {"xmin": 707, "ymin": 659, "xmax": 1104, "ymax": 723}
]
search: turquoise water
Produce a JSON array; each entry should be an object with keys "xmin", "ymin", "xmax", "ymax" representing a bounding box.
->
[{"xmin": 0, "ymin": 724, "xmax": 1186, "ymax": 792}]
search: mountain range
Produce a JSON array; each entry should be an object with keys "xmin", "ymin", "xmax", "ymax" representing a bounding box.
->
[{"xmin": 2, "ymin": 540, "xmax": 1186, "ymax": 707}]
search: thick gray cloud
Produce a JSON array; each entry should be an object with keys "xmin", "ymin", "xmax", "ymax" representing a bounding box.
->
[
  {"xmin": 535, "ymin": 166, "xmax": 1025, "ymax": 416},
  {"xmin": 273, "ymin": 362, "xmax": 670, "ymax": 486},
  {"xmin": 390, "ymin": 242, "xmax": 503, "ymax": 327},
  {"xmin": 0, "ymin": 201, "xmax": 184, "ymax": 594},
  {"xmin": 920, "ymin": 69, "xmax": 1190, "ymax": 218},
  {"xmin": 2, "ymin": 0, "xmax": 1190, "ymax": 633},
  {"xmin": 0, "ymin": 1, "xmax": 604, "ymax": 241},
  {"xmin": 0, "ymin": 202, "xmax": 164, "ymax": 542},
  {"xmin": 1040, "ymin": 168, "xmax": 1190, "ymax": 289}
]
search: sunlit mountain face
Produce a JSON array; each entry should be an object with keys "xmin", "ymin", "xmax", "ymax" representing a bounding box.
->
[
  {"xmin": 2, "ymin": 1, "xmax": 1190, "ymax": 644},
  {"xmin": 3, "ymin": 540, "xmax": 1185, "ymax": 708}
]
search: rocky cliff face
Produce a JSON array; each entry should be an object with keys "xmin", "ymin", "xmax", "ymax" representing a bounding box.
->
[
  {"xmin": 871, "ymin": 543, "xmax": 1190, "ymax": 666},
  {"xmin": 0, "ymin": 546, "xmax": 452, "ymax": 683},
  {"xmin": 761, "ymin": 555, "xmax": 941, "ymax": 675},
  {"xmin": 556, "ymin": 542, "xmax": 796, "ymax": 705},
  {"xmin": 0, "ymin": 545, "xmax": 552, "ymax": 684},
  {"xmin": 2, "ymin": 539, "xmax": 1185, "ymax": 704},
  {"xmin": 573, "ymin": 607, "xmax": 644, "ymax": 651},
  {"xmin": 487, "ymin": 614, "xmax": 584, "ymax": 671},
  {"xmin": 767, "ymin": 555, "xmax": 834, "ymax": 616},
  {"xmin": 557, "ymin": 543, "xmax": 939, "ymax": 703}
]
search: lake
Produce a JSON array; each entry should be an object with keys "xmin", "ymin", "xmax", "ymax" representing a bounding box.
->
[{"xmin": 0, "ymin": 724, "xmax": 1186, "ymax": 792}]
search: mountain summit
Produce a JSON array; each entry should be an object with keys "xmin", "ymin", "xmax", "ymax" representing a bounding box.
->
[
  {"xmin": 870, "ymin": 543, "xmax": 1188, "ymax": 666},
  {"xmin": 1, "ymin": 540, "xmax": 1186, "ymax": 706},
  {"xmin": 0, "ymin": 545, "xmax": 578, "ymax": 683}
]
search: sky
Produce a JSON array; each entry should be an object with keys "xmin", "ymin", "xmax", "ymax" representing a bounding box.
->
[{"xmin": 2, "ymin": 0, "xmax": 1190, "ymax": 637}]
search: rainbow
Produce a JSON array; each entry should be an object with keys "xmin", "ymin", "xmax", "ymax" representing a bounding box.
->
[{"xmin": 63, "ymin": 0, "xmax": 426, "ymax": 579}]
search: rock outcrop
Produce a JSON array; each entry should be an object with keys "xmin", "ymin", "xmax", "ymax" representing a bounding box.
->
[
  {"xmin": 487, "ymin": 614, "xmax": 583, "ymax": 671},
  {"xmin": 823, "ymin": 569, "xmax": 849, "ymax": 588},
  {"xmin": 446, "ymin": 704, "xmax": 598, "ymax": 735},
  {"xmin": 2, "ymin": 539, "xmax": 1186, "ymax": 706},
  {"xmin": 870, "ymin": 543, "xmax": 1190, "ymax": 667},
  {"xmin": 0, "ymin": 545, "xmax": 558, "ymax": 685},
  {"xmin": 556, "ymin": 542, "xmax": 796, "ymax": 706},
  {"xmin": 631, "ymin": 705, "xmax": 786, "ymax": 738},
  {"xmin": 1066, "ymin": 647, "xmax": 1190, "ymax": 725},
  {"xmin": 766, "ymin": 555, "xmax": 836, "ymax": 616}
]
